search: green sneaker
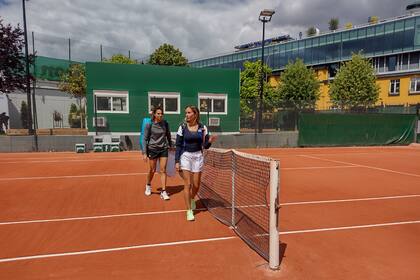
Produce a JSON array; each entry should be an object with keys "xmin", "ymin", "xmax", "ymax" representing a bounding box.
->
[
  {"xmin": 191, "ymin": 199, "xmax": 196, "ymax": 210},
  {"xmin": 186, "ymin": 210, "xmax": 195, "ymax": 221}
]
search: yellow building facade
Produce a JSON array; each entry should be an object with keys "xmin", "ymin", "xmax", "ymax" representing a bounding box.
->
[{"xmin": 269, "ymin": 69, "xmax": 420, "ymax": 110}]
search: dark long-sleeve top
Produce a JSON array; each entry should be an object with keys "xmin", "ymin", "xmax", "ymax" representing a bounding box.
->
[
  {"xmin": 143, "ymin": 120, "xmax": 172, "ymax": 155},
  {"xmin": 175, "ymin": 123, "xmax": 211, "ymax": 163}
]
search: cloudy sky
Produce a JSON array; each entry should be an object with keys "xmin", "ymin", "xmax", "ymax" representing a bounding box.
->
[{"xmin": 0, "ymin": 0, "xmax": 413, "ymax": 61}]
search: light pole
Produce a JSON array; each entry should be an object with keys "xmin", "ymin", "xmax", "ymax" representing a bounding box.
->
[
  {"xmin": 22, "ymin": 0, "xmax": 33, "ymax": 135},
  {"xmin": 257, "ymin": 9, "xmax": 275, "ymax": 133},
  {"xmin": 22, "ymin": 0, "xmax": 38, "ymax": 151}
]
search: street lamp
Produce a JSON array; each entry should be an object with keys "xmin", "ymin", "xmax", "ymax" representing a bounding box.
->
[{"xmin": 257, "ymin": 9, "xmax": 275, "ymax": 133}]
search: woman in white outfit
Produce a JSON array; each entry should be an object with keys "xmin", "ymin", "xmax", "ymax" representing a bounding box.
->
[{"xmin": 175, "ymin": 105, "xmax": 217, "ymax": 221}]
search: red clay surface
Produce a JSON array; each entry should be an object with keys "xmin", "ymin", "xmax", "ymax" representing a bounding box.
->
[{"xmin": 1, "ymin": 146, "xmax": 420, "ymax": 279}]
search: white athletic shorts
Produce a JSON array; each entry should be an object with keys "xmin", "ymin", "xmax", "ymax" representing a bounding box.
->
[{"xmin": 180, "ymin": 151, "xmax": 204, "ymax": 173}]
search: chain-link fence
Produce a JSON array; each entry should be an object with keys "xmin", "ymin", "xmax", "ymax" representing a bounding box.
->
[
  {"xmin": 28, "ymin": 31, "xmax": 149, "ymax": 63},
  {"xmin": 240, "ymin": 99, "xmax": 420, "ymax": 133}
]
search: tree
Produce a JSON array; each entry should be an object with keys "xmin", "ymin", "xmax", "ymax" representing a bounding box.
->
[
  {"xmin": 68, "ymin": 103, "xmax": 82, "ymax": 128},
  {"xmin": 104, "ymin": 54, "xmax": 136, "ymax": 64},
  {"xmin": 59, "ymin": 63, "xmax": 86, "ymax": 128},
  {"xmin": 329, "ymin": 53, "xmax": 379, "ymax": 110},
  {"xmin": 20, "ymin": 101, "xmax": 29, "ymax": 129},
  {"xmin": 240, "ymin": 60, "xmax": 277, "ymax": 118},
  {"xmin": 148, "ymin": 43, "xmax": 188, "ymax": 66},
  {"xmin": 368, "ymin": 16, "xmax": 379, "ymax": 24},
  {"xmin": 0, "ymin": 18, "xmax": 34, "ymax": 93},
  {"xmin": 329, "ymin": 18, "xmax": 339, "ymax": 31},
  {"xmin": 277, "ymin": 59, "xmax": 320, "ymax": 110},
  {"xmin": 306, "ymin": 26, "xmax": 317, "ymax": 37},
  {"xmin": 59, "ymin": 63, "xmax": 86, "ymax": 105}
]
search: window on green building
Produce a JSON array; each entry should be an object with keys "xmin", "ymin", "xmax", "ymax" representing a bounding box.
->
[
  {"xmin": 148, "ymin": 92, "xmax": 180, "ymax": 114},
  {"xmin": 198, "ymin": 93, "xmax": 227, "ymax": 114},
  {"xmin": 94, "ymin": 90, "xmax": 129, "ymax": 113}
]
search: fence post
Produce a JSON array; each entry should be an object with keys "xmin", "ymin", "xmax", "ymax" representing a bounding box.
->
[{"xmin": 68, "ymin": 38, "xmax": 71, "ymax": 61}]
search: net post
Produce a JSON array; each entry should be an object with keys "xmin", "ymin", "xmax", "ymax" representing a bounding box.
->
[
  {"xmin": 231, "ymin": 151, "xmax": 236, "ymax": 228},
  {"xmin": 269, "ymin": 160, "xmax": 280, "ymax": 270}
]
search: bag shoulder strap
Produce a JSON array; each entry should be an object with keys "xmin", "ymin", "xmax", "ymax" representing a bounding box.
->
[{"xmin": 146, "ymin": 120, "xmax": 153, "ymax": 143}]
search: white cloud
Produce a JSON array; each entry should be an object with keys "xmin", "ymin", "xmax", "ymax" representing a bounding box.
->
[{"xmin": 0, "ymin": 0, "xmax": 412, "ymax": 61}]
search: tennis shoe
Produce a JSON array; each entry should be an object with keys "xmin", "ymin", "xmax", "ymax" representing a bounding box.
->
[
  {"xmin": 186, "ymin": 210, "xmax": 195, "ymax": 221},
  {"xmin": 145, "ymin": 184, "xmax": 152, "ymax": 196},
  {"xmin": 160, "ymin": 190, "xmax": 170, "ymax": 200}
]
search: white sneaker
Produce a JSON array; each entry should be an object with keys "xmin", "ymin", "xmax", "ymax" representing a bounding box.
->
[
  {"xmin": 145, "ymin": 184, "xmax": 152, "ymax": 196},
  {"xmin": 160, "ymin": 190, "xmax": 170, "ymax": 200},
  {"xmin": 186, "ymin": 209, "xmax": 195, "ymax": 221}
]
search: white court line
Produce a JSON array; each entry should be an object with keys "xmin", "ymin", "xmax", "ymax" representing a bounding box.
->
[
  {"xmin": 280, "ymin": 194, "xmax": 420, "ymax": 206},
  {"xmin": 0, "ymin": 166, "xmax": 359, "ymax": 181},
  {"xmin": 0, "ymin": 209, "xmax": 192, "ymax": 226},
  {"xmin": 282, "ymin": 165, "xmax": 357, "ymax": 170},
  {"xmin": 0, "ymin": 156, "xmax": 140, "ymax": 162},
  {"xmin": 0, "ymin": 236, "xmax": 238, "ymax": 263},
  {"xmin": 299, "ymin": 154, "xmax": 420, "ymax": 178},
  {"xmin": 0, "ymin": 172, "xmax": 147, "ymax": 181},
  {"xmin": 0, "ymin": 158, "xmax": 140, "ymax": 164},
  {"xmin": 0, "ymin": 220, "xmax": 419, "ymax": 263},
  {"xmin": 1, "ymin": 194, "xmax": 419, "ymax": 226},
  {"xmin": 270, "ymin": 152, "xmax": 379, "ymax": 159},
  {"xmin": 280, "ymin": 220, "xmax": 420, "ymax": 235}
]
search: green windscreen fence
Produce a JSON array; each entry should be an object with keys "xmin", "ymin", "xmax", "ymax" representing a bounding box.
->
[{"xmin": 298, "ymin": 113, "xmax": 417, "ymax": 147}]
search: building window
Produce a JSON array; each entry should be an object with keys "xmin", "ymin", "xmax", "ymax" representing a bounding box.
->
[
  {"xmin": 409, "ymin": 52, "xmax": 420, "ymax": 70},
  {"xmin": 410, "ymin": 77, "xmax": 420, "ymax": 94},
  {"xmin": 198, "ymin": 93, "xmax": 228, "ymax": 114},
  {"xmin": 148, "ymin": 92, "xmax": 180, "ymax": 114},
  {"xmin": 94, "ymin": 90, "xmax": 129, "ymax": 113},
  {"xmin": 387, "ymin": 56, "xmax": 397, "ymax": 72},
  {"xmin": 389, "ymin": 80, "xmax": 400, "ymax": 96}
]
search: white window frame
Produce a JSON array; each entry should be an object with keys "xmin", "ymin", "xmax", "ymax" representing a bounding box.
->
[
  {"xmin": 198, "ymin": 93, "xmax": 228, "ymax": 115},
  {"xmin": 410, "ymin": 77, "xmax": 420, "ymax": 94},
  {"xmin": 148, "ymin": 92, "xmax": 180, "ymax": 114},
  {"xmin": 389, "ymin": 79, "xmax": 400, "ymax": 96},
  {"xmin": 94, "ymin": 90, "xmax": 129, "ymax": 114}
]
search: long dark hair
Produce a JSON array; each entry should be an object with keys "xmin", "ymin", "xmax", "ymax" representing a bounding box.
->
[
  {"xmin": 185, "ymin": 105, "xmax": 200, "ymax": 124},
  {"xmin": 151, "ymin": 106, "xmax": 164, "ymax": 122}
]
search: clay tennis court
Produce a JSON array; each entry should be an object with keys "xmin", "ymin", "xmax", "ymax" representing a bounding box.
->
[{"xmin": 0, "ymin": 145, "xmax": 419, "ymax": 279}]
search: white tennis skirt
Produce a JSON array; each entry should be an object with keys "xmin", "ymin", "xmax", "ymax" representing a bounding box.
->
[{"xmin": 180, "ymin": 151, "xmax": 204, "ymax": 173}]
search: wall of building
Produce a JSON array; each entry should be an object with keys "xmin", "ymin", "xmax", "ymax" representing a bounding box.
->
[
  {"xmin": 86, "ymin": 62, "xmax": 240, "ymax": 134},
  {"xmin": 6, "ymin": 81, "xmax": 78, "ymax": 129},
  {"xmin": 377, "ymin": 75, "xmax": 420, "ymax": 106}
]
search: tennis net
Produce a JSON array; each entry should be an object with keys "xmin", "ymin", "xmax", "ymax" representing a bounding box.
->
[{"xmin": 199, "ymin": 148, "xmax": 280, "ymax": 269}]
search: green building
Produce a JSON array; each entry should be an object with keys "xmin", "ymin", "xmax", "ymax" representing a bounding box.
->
[{"xmin": 85, "ymin": 62, "xmax": 240, "ymax": 135}]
